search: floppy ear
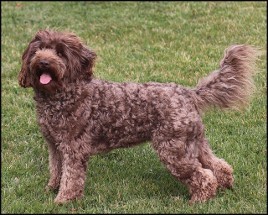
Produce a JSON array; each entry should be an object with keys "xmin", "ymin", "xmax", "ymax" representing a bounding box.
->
[
  {"xmin": 80, "ymin": 45, "xmax": 97, "ymax": 76},
  {"xmin": 18, "ymin": 43, "xmax": 34, "ymax": 88}
]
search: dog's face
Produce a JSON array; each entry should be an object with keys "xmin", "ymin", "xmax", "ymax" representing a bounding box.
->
[{"xmin": 18, "ymin": 30, "xmax": 96, "ymax": 93}]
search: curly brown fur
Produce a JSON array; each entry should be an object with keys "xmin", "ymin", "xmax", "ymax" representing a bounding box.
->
[
  {"xmin": 194, "ymin": 45, "xmax": 259, "ymax": 111},
  {"xmin": 18, "ymin": 30, "xmax": 258, "ymax": 204}
]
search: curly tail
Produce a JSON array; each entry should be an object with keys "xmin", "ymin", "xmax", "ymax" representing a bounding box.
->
[{"xmin": 193, "ymin": 45, "xmax": 260, "ymax": 111}]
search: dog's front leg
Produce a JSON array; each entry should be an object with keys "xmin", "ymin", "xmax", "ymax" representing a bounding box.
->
[
  {"xmin": 46, "ymin": 142, "xmax": 62, "ymax": 192},
  {"xmin": 54, "ymin": 150, "xmax": 88, "ymax": 204}
]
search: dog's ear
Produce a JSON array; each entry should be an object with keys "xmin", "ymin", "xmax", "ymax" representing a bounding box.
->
[
  {"xmin": 80, "ymin": 45, "xmax": 97, "ymax": 76},
  {"xmin": 18, "ymin": 42, "xmax": 33, "ymax": 88},
  {"xmin": 18, "ymin": 30, "xmax": 48, "ymax": 87}
]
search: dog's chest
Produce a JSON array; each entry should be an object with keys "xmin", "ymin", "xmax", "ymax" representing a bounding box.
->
[{"xmin": 35, "ymin": 98, "xmax": 81, "ymax": 141}]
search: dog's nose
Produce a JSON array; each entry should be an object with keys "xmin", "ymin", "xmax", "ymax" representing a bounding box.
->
[{"xmin": 39, "ymin": 60, "xmax": 49, "ymax": 68}]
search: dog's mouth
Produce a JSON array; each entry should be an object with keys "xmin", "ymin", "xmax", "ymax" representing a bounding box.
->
[
  {"xmin": 33, "ymin": 68, "xmax": 64, "ymax": 94},
  {"xmin": 30, "ymin": 52, "xmax": 66, "ymax": 93},
  {"xmin": 39, "ymin": 72, "xmax": 52, "ymax": 85},
  {"xmin": 36, "ymin": 69, "xmax": 57, "ymax": 86}
]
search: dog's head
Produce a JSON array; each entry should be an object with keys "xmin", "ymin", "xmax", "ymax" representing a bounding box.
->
[{"xmin": 18, "ymin": 30, "xmax": 96, "ymax": 93}]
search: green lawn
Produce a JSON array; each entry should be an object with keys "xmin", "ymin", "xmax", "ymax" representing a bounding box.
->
[{"xmin": 1, "ymin": 1, "xmax": 267, "ymax": 213}]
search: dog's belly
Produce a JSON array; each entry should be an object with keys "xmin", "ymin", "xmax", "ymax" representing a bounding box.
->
[{"xmin": 90, "ymin": 110, "xmax": 154, "ymax": 151}]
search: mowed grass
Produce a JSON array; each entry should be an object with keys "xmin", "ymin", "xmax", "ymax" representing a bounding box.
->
[{"xmin": 1, "ymin": 1, "xmax": 266, "ymax": 213}]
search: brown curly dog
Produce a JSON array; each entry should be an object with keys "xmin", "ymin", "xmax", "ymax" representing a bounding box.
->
[{"xmin": 18, "ymin": 30, "xmax": 258, "ymax": 204}]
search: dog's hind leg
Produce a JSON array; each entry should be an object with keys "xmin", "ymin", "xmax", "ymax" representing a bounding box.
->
[
  {"xmin": 198, "ymin": 139, "xmax": 234, "ymax": 190},
  {"xmin": 152, "ymin": 137, "xmax": 218, "ymax": 203}
]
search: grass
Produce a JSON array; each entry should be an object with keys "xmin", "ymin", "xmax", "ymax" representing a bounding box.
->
[{"xmin": 1, "ymin": 1, "xmax": 267, "ymax": 213}]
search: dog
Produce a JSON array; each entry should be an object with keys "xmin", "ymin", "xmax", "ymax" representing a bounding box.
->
[{"xmin": 18, "ymin": 30, "xmax": 258, "ymax": 204}]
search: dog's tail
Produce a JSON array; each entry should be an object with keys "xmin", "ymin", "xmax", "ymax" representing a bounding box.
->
[{"xmin": 192, "ymin": 45, "xmax": 260, "ymax": 112}]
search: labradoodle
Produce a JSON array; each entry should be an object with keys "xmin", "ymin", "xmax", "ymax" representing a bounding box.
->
[{"xmin": 18, "ymin": 30, "xmax": 258, "ymax": 204}]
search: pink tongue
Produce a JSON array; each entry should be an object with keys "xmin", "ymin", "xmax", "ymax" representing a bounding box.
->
[{"xmin": 40, "ymin": 73, "xmax": 52, "ymax": 85}]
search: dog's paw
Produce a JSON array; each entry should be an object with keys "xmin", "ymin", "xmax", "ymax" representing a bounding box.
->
[
  {"xmin": 54, "ymin": 192, "xmax": 84, "ymax": 204},
  {"xmin": 188, "ymin": 169, "xmax": 218, "ymax": 204},
  {"xmin": 213, "ymin": 160, "xmax": 234, "ymax": 190},
  {"xmin": 54, "ymin": 196, "xmax": 70, "ymax": 204}
]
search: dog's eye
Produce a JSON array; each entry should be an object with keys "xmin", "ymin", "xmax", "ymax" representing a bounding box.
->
[
  {"xmin": 56, "ymin": 48, "xmax": 63, "ymax": 57},
  {"xmin": 56, "ymin": 44, "xmax": 65, "ymax": 58},
  {"xmin": 39, "ymin": 44, "xmax": 45, "ymax": 49}
]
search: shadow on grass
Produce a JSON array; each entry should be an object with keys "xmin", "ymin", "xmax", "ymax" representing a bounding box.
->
[{"xmin": 86, "ymin": 149, "xmax": 189, "ymax": 203}]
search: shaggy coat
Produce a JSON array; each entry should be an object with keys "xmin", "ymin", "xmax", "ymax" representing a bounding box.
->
[{"xmin": 18, "ymin": 30, "xmax": 258, "ymax": 204}]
